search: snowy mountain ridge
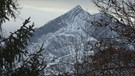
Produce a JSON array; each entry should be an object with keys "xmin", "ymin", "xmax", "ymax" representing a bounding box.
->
[{"xmin": 28, "ymin": 5, "xmax": 135, "ymax": 75}]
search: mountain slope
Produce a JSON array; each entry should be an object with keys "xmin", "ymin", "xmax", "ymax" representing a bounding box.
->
[{"xmin": 28, "ymin": 5, "xmax": 134, "ymax": 75}]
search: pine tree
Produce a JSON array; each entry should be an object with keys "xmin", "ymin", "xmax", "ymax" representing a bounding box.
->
[
  {"xmin": 0, "ymin": 0, "xmax": 46, "ymax": 75},
  {"xmin": 0, "ymin": 0, "xmax": 19, "ymax": 29}
]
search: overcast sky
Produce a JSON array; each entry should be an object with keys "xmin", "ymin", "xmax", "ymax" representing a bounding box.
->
[{"xmin": 3, "ymin": 0, "xmax": 99, "ymax": 36}]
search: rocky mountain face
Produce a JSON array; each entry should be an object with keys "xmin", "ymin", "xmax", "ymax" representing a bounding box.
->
[{"xmin": 28, "ymin": 5, "xmax": 135, "ymax": 75}]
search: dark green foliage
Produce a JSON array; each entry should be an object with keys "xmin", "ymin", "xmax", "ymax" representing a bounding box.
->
[
  {"xmin": 0, "ymin": 18, "xmax": 34, "ymax": 75},
  {"xmin": 0, "ymin": 18, "xmax": 46, "ymax": 76},
  {"xmin": 0, "ymin": 0, "xmax": 19, "ymax": 28},
  {"xmin": 12, "ymin": 44, "xmax": 46, "ymax": 76},
  {"xmin": 0, "ymin": 0, "xmax": 46, "ymax": 75}
]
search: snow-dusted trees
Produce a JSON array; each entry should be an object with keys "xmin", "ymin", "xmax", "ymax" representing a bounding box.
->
[
  {"xmin": 93, "ymin": 0, "xmax": 135, "ymax": 28},
  {"xmin": 84, "ymin": 0, "xmax": 135, "ymax": 75},
  {"xmin": 72, "ymin": 0, "xmax": 135, "ymax": 76}
]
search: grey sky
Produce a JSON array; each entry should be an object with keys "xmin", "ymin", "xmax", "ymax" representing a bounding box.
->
[
  {"xmin": 3, "ymin": 0, "xmax": 99, "ymax": 36},
  {"xmin": 19, "ymin": 0, "xmax": 97, "ymax": 12}
]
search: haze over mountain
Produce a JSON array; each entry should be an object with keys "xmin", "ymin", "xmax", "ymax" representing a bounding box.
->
[{"xmin": 28, "ymin": 5, "xmax": 135, "ymax": 75}]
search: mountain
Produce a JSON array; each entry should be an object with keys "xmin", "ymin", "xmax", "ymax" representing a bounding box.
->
[{"xmin": 28, "ymin": 5, "xmax": 135, "ymax": 75}]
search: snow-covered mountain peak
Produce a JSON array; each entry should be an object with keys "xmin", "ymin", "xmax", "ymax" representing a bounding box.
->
[
  {"xmin": 62, "ymin": 5, "xmax": 91, "ymax": 27},
  {"xmin": 69, "ymin": 5, "xmax": 83, "ymax": 12},
  {"xmin": 63, "ymin": 5, "xmax": 87, "ymax": 18},
  {"xmin": 30, "ymin": 5, "xmax": 90, "ymax": 42},
  {"xmin": 28, "ymin": 5, "xmax": 135, "ymax": 75}
]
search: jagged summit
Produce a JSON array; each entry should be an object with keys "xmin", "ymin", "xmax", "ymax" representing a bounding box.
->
[
  {"xmin": 31, "ymin": 5, "xmax": 90, "ymax": 42},
  {"xmin": 65, "ymin": 5, "xmax": 85, "ymax": 15},
  {"xmin": 74, "ymin": 5, "xmax": 82, "ymax": 9},
  {"xmin": 70, "ymin": 5, "xmax": 83, "ymax": 11}
]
